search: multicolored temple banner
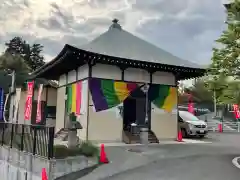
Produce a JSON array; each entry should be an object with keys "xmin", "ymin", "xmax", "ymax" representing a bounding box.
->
[
  {"xmin": 36, "ymin": 84, "xmax": 43, "ymax": 123},
  {"xmin": 188, "ymin": 94, "xmax": 195, "ymax": 115},
  {"xmin": 0, "ymin": 88, "xmax": 4, "ymax": 121},
  {"xmin": 89, "ymin": 78, "xmax": 138, "ymax": 112},
  {"xmin": 24, "ymin": 81, "xmax": 34, "ymax": 120},
  {"xmin": 233, "ymin": 104, "xmax": 240, "ymax": 119},
  {"xmin": 148, "ymin": 84, "xmax": 177, "ymax": 113},
  {"xmin": 67, "ymin": 81, "xmax": 82, "ymax": 115}
]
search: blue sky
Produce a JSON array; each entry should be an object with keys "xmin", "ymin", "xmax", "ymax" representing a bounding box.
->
[{"xmin": 0, "ymin": 0, "xmax": 228, "ymax": 66}]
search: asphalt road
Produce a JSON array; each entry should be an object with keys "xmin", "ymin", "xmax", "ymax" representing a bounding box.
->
[{"xmin": 99, "ymin": 133, "xmax": 240, "ymax": 180}]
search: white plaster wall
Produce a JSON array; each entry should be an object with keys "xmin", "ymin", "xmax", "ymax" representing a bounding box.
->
[
  {"xmin": 152, "ymin": 71, "xmax": 175, "ymax": 85},
  {"xmin": 67, "ymin": 70, "xmax": 77, "ymax": 84},
  {"xmin": 92, "ymin": 64, "xmax": 121, "ymax": 80},
  {"xmin": 151, "ymin": 106, "xmax": 178, "ymax": 139},
  {"xmin": 88, "ymin": 95, "xmax": 123, "ymax": 143},
  {"xmin": 124, "ymin": 68, "xmax": 149, "ymax": 83},
  {"xmin": 59, "ymin": 74, "xmax": 67, "ymax": 86},
  {"xmin": 77, "ymin": 64, "xmax": 89, "ymax": 80},
  {"xmin": 91, "ymin": 65, "xmax": 175, "ymax": 85},
  {"xmin": 47, "ymin": 88, "xmax": 57, "ymax": 106},
  {"xmin": 55, "ymin": 87, "xmax": 66, "ymax": 133}
]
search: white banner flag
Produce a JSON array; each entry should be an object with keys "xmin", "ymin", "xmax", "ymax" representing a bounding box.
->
[{"xmin": 36, "ymin": 84, "xmax": 43, "ymax": 123}]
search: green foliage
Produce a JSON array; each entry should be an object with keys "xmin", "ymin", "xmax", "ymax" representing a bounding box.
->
[
  {"xmin": 208, "ymin": 1, "xmax": 240, "ymax": 105},
  {"xmin": 218, "ymin": 80, "xmax": 240, "ymax": 105},
  {"xmin": 178, "ymin": 79, "xmax": 214, "ymax": 104},
  {"xmin": 53, "ymin": 142, "xmax": 99, "ymax": 159},
  {"xmin": 0, "ymin": 53, "xmax": 30, "ymax": 73},
  {"xmin": 54, "ymin": 145, "xmax": 69, "ymax": 159},
  {"xmin": 79, "ymin": 141, "xmax": 99, "ymax": 157},
  {"xmin": 209, "ymin": 0, "xmax": 240, "ymax": 77},
  {"xmin": 0, "ymin": 53, "xmax": 30, "ymax": 93},
  {"xmin": 5, "ymin": 37, "xmax": 45, "ymax": 71},
  {"xmin": 205, "ymin": 75, "xmax": 228, "ymax": 104},
  {"xmin": 190, "ymin": 79, "xmax": 213, "ymax": 103}
]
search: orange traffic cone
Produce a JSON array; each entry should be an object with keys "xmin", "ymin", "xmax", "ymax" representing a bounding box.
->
[
  {"xmin": 41, "ymin": 168, "xmax": 48, "ymax": 180},
  {"xmin": 177, "ymin": 130, "xmax": 183, "ymax": 142},
  {"xmin": 218, "ymin": 123, "xmax": 223, "ymax": 133},
  {"xmin": 98, "ymin": 144, "xmax": 109, "ymax": 164}
]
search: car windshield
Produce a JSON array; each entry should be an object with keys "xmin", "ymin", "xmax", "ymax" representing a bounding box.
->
[{"xmin": 179, "ymin": 111, "xmax": 200, "ymax": 121}]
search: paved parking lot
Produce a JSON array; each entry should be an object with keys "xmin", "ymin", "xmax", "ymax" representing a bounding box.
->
[{"xmin": 76, "ymin": 132, "xmax": 240, "ymax": 180}]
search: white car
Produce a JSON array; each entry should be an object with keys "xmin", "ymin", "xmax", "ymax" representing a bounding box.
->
[{"xmin": 178, "ymin": 110, "xmax": 208, "ymax": 138}]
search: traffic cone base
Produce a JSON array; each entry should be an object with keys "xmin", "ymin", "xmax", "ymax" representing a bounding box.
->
[
  {"xmin": 218, "ymin": 124, "xmax": 223, "ymax": 133},
  {"xmin": 176, "ymin": 130, "xmax": 183, "ymax": 142},
  {"xmin": 98, "ymin": 144, "xmax": 109, "ymax": 164}
]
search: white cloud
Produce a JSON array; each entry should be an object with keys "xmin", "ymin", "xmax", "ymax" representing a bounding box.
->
[{"xmin": 0, "ymin": 0, "xmax": 226, "ymax": 65}]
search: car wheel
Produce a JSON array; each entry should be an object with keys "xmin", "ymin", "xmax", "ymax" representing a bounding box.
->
[{"xmin": 181, "ymin": 128, "xmax": 187, "ymax": 138}]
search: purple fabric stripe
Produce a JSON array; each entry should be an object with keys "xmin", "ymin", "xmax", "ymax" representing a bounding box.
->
[
  {"xmin": 89, "ymin": 78, "xmax": 109, "ymax": 111},
  {"xmin": 0, "ymin": 88, "xmax": 3, "ymax": 121}
]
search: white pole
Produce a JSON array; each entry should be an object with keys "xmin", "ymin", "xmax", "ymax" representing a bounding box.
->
[{"xmin": 213, "ymin": 89, "xmax": 217, "ymax": 117}]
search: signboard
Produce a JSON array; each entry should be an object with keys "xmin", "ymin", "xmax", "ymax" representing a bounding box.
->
[
  {"xmin": 233, "ymin": 104, "xmax": 240, "ymax": 119},
  {"xmin": 36, "ymin": 84, "xmax": 43, "ymax": 123},
  {"xmin": 0, "ymin": 88, "xmax": 4, "ymax": 121},
  {"xmin": 24, "ymin": 81, "xmax": 34, "ymax": 120}
]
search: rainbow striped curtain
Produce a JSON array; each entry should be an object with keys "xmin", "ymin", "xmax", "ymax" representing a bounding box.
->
[
  {"xmin": 89, "ymin": 78, "xmax": 138, "ymax": 112},
  {"xmin": 66, "ymin": 81, "xmax": 82, "ymax": 115},
  {"xmin": 148, "ymin": 84, "xmax": 177, "ymax": 113}
]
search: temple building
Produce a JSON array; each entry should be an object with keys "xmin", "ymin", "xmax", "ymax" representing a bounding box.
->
[{"xmin": 32, "ymin": 19, "xmax": 205, "ymax": 143}]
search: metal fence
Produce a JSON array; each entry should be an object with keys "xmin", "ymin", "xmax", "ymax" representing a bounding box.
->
[
  {"xmin": 207, "ymin": 121, "xmax": 240, "ymax": 133},
  {"xmin": 0, "ymin": 122, "xmax": 54, "ymax": 159}
]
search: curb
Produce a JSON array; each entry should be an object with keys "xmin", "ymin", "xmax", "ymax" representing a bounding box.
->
[
  {"xmin": 232, "ymin": 157, "xmax": 240, "ymax": 169},
  {"xmin": 54, "ymin": 164, "xmax": 100, "ymax": 180}
]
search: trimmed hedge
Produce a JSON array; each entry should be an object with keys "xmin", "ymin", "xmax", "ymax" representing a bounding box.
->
[{"xmin": 54, "ymin": 141, "xmax": 99, "ymax": 159}]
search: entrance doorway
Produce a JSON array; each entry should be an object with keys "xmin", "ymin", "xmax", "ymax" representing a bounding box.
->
[{"xmin": 123, "ymin": 88, "xmax": 147, "ymax": 132}]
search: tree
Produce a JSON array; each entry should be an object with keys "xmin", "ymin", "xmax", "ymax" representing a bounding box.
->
[
  {"xmin": 178, "ymin": 79, "xmax": 213, "ymax": 105},
  {"xmin": 0, "ymin": 53, "xmax": 30, "ymax": 93},
  {"xmin": 209, "ymin": 0, "xmax": 240, "ymax": 77},
  {"xmin": 218, "ymin": 80, "xmax": 240, "ymax": 105},
  {"xmin": 0, "ymin": 53, "xmax": 30, "ymax": 73},
  {"xmin": 5, "ymin": 37, "xmax": 45, "ymax": 71}
]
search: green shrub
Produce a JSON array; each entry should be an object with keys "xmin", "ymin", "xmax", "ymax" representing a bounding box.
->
[
  {"xmin": 54, "ymin": 145, "xmax": 69, "ymax": 159},
  {"xmin": 54, "ymin": 141, "xmax": 99, "ymax": 159},
  {"xmin": 68, "ymin": 146, "xmax": 82, "ymax": 157},
  {"xmin": 79, "ymin": 141, "xmax": 99, "ymax": 157}
]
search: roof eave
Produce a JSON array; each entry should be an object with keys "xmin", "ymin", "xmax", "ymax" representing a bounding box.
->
[{"xmin": 31, "ymin": 44, "xmax": 70, "ymax": 79}]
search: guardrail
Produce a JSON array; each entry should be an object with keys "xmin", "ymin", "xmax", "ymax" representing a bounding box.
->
[
  {"xmin": 207, "ymin": 121, "xmax": 240, "ymax": 132},
  {"xmin": 0, "ymin": 122, "xmax": 55, "ymax": 159}
]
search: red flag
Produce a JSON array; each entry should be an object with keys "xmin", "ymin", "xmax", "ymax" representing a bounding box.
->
[
  {"xmin": 24, "ymin": 81, "xmax": 34, "ymax": 120},
  {"xmin": 233, "ymin": 104, "xmax": 240, "ymax": 119},
  {"xmin": 188, "ymin": 94, "xmax": 194, "ymax": 115}
]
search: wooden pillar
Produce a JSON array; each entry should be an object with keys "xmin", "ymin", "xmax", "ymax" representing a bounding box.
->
[
  {"xmin": 148, "ymin": 71, "xmax": 153, "ymax": 130},
  {"xmin": 86, "ymin": 60, "xmax": 94, "ymax": 141}
]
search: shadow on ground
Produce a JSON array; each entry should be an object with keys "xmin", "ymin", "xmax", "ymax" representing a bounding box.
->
[{"xmin": 55, "ymin": 164, "xmax": 101, "ymax": 180}]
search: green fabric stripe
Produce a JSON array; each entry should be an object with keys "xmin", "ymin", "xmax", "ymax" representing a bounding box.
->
[
  {"xmin": 153, "ymin": 86, "xmax": 170, "ymax": 108},
  {"xmin": 67, "ymin": 85, "xmax": 72, "ymax": 112},
  {"xmin": 101, "ymin": 80, "xmax": 120, "ymax": 108}
]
